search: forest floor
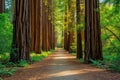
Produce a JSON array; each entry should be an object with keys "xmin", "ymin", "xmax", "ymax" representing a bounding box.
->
[{"xmin": 3, "ymin": 48, "xmax": 120, "ymax": 80}]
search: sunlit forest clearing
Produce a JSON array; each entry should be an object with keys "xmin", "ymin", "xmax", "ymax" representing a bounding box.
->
[{"xmin": 0, "ymin": 0, "xmax": 120, "ymax": 80}]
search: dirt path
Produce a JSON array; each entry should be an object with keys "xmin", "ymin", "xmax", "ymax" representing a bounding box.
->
[{"xmin": 4, "ymin": 49, "xmax": 120, "ymax": 80}]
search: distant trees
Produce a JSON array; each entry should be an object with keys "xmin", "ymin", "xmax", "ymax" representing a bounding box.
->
[
  {"xmin": 64, "ymin": 0, "xmax": 76, "ymax": 53},
  {"xmin": 76, "ymin": 0, "xmax": 83, "ymax": 59},
  {"xmin": 64, "ymin": 0, "xmax": 69, "ymax": 51},
  {"xmin": 10, "ymin": 0, "xmax": 55, "ymax": 62},
  {"xmin": 63, "ymin": 0, "xmax": 103, "ymax": 63},
  {"xmin": 68, "ymin": 0, "xmax": 76, "ymax": 53},
  {"xmin": 8, "ymin": 0, "xmax": 103, "ymax": 63},
  {"xmin": 0, "ymin": 0, "xmax": 5, "ymax": 13},
  {"xmin": 42, "ymin": 0, "xmax": 55, "ymax": 51}
]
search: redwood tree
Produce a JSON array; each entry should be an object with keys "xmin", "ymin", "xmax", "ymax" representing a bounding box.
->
[
  {"xmin": 67, "ymin": 0, "xmax": 76, "ymax": 53},
  {"xmin": 30, "ymin": 0, "xmax": 43, "ymax": 53},
  {"xmin": 10, "ymin": 0, "xmax": 30, "ymax": 62},
  {"xmin": 42, "ymin": 0, "xmax": 49, "ymax": 51},
  {"xmin": 0, "ymin": 0, "xmax": 4, "ymax": 13},
  {"xmin": 76, "ymin": 0, "xmax": 83, "ymax": 59},
  {"xmin": 48, "ymin": 0, "xmax": 55, "ymax": 50},
  {"xmin": 64, "ymin": 3, "xmax": 69, "ymax": 51},
  {"xmin": 84, "ymin": 0, "xmax": 103, "ymax": 63}
]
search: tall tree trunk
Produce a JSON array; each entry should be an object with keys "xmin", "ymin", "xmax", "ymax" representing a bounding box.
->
[
  {"xmin": 48, "ymin": 0, "xmax": 52, "ymax": 50},
  {"xmin": 34, "ymin": 0, "xmax": 42, "ymax": 53},
  {"xmin": 10, "ymin": 0, "xmax": 30, "ymax": 62},
  {"xmin": 30, "ymin": 0, "xmax": 35, "ymax": 51},
  {"xmin": 67, "ymin": 0, "xmax": 76, "ymax": 53},
  {"xmin": 30, "ymin": 0, "xmax": 42, "ymax": 53},
  {"xmin": 0, "ymin": 0, "xmax": 5, "ymax": 13},
  {"xmin": 84, "ymin": 0, "xmax": 103, "ymax": 63},
  {"xmin": 42, "ymin": 0, "xmax": 49, "ymax": 51},
  {"xmin": 48, "ymin": 0, "xmax": 55, "ymax": 50},
  {"xmin": 76, "ymin": 0, "xmax": 83, "ymax": 59},
  {"xmin": 64, "ymin": 4, "xmax": 69, "ymax": 51}
]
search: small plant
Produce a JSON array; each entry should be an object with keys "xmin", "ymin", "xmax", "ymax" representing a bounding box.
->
[
  {"xmin": 90, "ymin": 59, "xmax": 105, "ymax": 68},
  {"xmin": 5, "ymin": 62, "xmax": 17, "ymax": 67},
  {"xmin": 31, "ymin": 51, "xmax": 52, "ymax": 62},
  {"xmin": 77, "ymin": 58, "xmax": 84, "ymax": 63},
  {"xmin": 0, "ymin": 63, "xmax": 16, "ymax": 77},
  {"xmin": 18, "ymin": 59, "xmax": 29, "ymax": 67}
]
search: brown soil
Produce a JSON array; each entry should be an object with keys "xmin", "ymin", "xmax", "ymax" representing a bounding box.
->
[{"xmin": 3, "ymin": 49, "xmax": 120, "ymax": 80}]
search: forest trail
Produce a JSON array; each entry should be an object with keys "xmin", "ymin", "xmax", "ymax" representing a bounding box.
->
[{"xmin": 4, "ymin": 49, "xmax": 120, "ymax": 80}]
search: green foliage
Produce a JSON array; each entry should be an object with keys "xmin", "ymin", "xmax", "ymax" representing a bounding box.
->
[
  {"xmin": 91, "ymin": 60, "xmax": 102, "ymax": 68},
  {"xmin": 31, "ymin": 51, "xmax": 52, "ymax": 62},
  {"xmin": 53, "ymin": 0, "xmax": 66, "ymax": 46},
  {"xmin": 100, "ymin": 4, "xmax": 120, "ymax": 72},
  {"xmin": 90, "ymin": 60, "xmax": 108, "ymax": 69},
  {"xmin": 77, "ymin": 58, "xmax": 84, "ymax": 63},
  {"xmin": 76, "ymin": 22, "xmax": 84, "ymax": 31},
  {"xmin": 18, "ymin": 59, "xmax": 29, "ymax": 67},
  {"xmin": 70, "ymin": 42, "xmax": 77, "ymax": 53},
  {"xmin": 5, "ymin": 62, "xmax": 17, "ymax": 67},
  {"xmin": 0, "ymin": 63, "xmax": 16, "ymax": 77},
  {"xmin": 0, "ymin": 53, "xmax": 10, "ymax": 63},
  {"xmin": 0, "ymin": 13, "xmax": 13, "ymax": 55}
]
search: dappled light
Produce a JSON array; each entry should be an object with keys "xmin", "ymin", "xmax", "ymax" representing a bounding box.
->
[
  {"xmin": 0, "ymin": 0, "xmax": 120, "ymax": 80},
  {"xmin": 4, "ymin": 49, "xmax": 120, "ymax": 80}
]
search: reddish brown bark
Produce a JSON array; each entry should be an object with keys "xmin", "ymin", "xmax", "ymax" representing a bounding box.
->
[
  {"xmin": 0, "ymin": 0, "xmax": 4, "ymax": 13},
  {"xmin": 30, "ymin": 0, "xmax": 35, "ymax": 51},
  {"xmin": 30, "ymin": 0, "xmax": 42, "ymax": 53},
  {"xmin": 84, "ymin": 0, "xmax": 103, "ymax": 63},
  {"xmin": 42, "ymin": 0, "xmax": 50, "ymax": 51},
  {"xmin": 42, "ymin": 0, "xmax": 55, "ymax": 51},
  {"xmin": 10, "ymin": 0, "xmax": 30, "ymax": 62}
]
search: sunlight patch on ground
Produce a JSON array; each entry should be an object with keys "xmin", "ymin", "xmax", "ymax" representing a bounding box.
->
[
  {"xmin": 54, "ymin": 56, "xmax": 73, "ymax": 59},
  {"xmin": 47, "ymin": 69, "xmax": 104, "ymax": 78}
]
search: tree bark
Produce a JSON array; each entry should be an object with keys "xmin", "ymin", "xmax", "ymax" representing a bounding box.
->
[
  {"xmin": 64, "ymin": 5, "xmax": 69, "ymax": 51},
  {"xmin": 30, "ymin": 0, "xmax": 35, "ymax": 51},
  {"xmin": 84, "ymin": 0, "xmax": 103, "ymax": 63},
  {"xmin": 0, "ymin": 0, "xmax": 5, "ymax": 13},
  {"xmin": 10, "ymin": 0, "xmax": 30, "ymax": 62},
  {"xmin": 30, "ymin": 0, "xmax": 42, "ymax": 53},
  {"xmin": 67, "ymin": 0, "xmax": 76, "ymax": 53},
  {"xmin": 42, "ymin": 0, "xmax": 50, "ymax": 51},
  {"xmin": 76, "ymin": 0, "xmax": 83, "ymax": 59}
]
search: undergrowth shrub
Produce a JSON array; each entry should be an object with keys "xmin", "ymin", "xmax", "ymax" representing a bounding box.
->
[
  {"xmin": 100, "ymin": 5, "xmax": 120, "ymax": 72},
  {"xmin": 18, "ymin": 59, "xmax": 29, "ymax": 67},
  {"xmin": 0, "ymin": 13, "xmax": 13, "ymax": 55},
  {"xmin": 31, "ymin": 51, "xmax": 52, "ymax": 62},
  {"xmin": 0, "ymin": 53, "xmax": 10, "ymax": 63},
  {"xmin": 0, "ymin": 63, "xmax": 16, "ymax": 77}
]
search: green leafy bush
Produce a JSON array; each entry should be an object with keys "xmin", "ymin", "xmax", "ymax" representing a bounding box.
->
[
  {"xmin": 0, "ymin": 13, "xmax": 13, "ymax": 55},
  {"xmin": 90, "ymin": 60, "xmax": 108, "ymax": 69},
  {"xmin": 0, "ymin": 53, "xmax": 10, "ymax": 63},
  {"xmin": 18, "ymin": 59, "xmax": 29, "ymax": 67},
  {"xmin": 31, "ymin": 51, "xmax": 52, "ymax": 62},
  {"xmin": 100, "ymin": 4, "xmax": 120, "ymax": 72},
  {"xmin": 0, "ymin": 63, "xmax": 16, "ymax": 77}
]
